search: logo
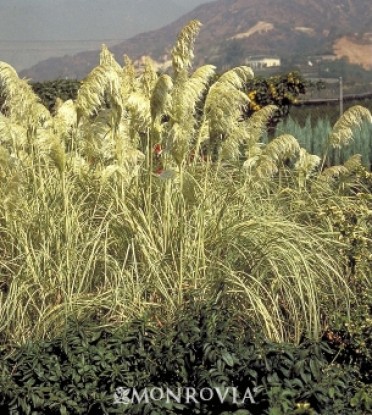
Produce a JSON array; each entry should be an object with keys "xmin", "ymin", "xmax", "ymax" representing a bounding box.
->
[
  {"xmin": 113, "ymin": 386, "xmax": 263, "ymax": 406},
  {"xmin": 113, "ymin": 387, "xmax": 131, "ymax": 405}
]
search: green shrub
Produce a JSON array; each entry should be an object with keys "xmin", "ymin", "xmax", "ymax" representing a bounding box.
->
[
  {"xmin": 244, "ymin": 71, "xmax": 307, "ymax": 132},
  {"xmin": 0, "ymin": 301, "xmax": 370, "ymax": 414},
  {"xmin": 31, "ymin": 79, "xmax": 80, "ymax": 112}
]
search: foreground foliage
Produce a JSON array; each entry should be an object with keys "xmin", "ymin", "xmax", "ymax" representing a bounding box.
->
[{"xmin": 0, "ymin": 302, "xmax": 371, "ymax": 415}]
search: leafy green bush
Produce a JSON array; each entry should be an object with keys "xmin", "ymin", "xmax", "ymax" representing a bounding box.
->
[
  {"xmin": 244, "ymin": 72, "xmax": 306, "ymax": 131},
  {"xmin": 0, "ymin": 301, "xmax": 370, "ymax": 414},
  {"xmin": 31, "ymin": 79, "xmax": 80, "ymax": 112}
]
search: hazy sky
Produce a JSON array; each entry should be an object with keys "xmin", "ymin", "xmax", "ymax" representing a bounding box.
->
[{"xmin": 0, "ymin": 0, "xmax": 215, "ymax": 71}]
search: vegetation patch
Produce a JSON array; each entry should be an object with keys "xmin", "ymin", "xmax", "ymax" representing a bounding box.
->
[
  {"xmin": 0, "ymin": 18, "xmax": 371, "ymax": 414},
  {"xmin": 0, "ymin": 302, "xmax": 371, "ymax": 414}
]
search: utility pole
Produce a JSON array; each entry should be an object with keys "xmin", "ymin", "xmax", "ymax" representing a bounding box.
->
[{"xmin": 339, "ymin": 76, "xmax": 343, "ymax": 117}]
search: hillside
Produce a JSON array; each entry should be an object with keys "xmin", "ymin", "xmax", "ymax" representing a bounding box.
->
[
  {"xmin": 0, "ymin": 0, "xmax": 207, "ymax": 72},
  {"xmin": 20, "ymin": 0, "xmax": 372, "ymax": 81}
]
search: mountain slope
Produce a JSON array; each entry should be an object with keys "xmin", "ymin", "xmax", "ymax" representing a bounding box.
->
[
  {"xmin": 20, "ymin": 0, "xmax": 372, "ymax": 81},
  {"xmin": 0, "ymin": 0, "xmax": 208, "ymax": 71}
]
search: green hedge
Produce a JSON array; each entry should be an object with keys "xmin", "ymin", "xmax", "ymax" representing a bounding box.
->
[
  {"xmin": 290, "ymin": 98, "xmax": 372, "ymax": 126},
  {"xmin": 31, "ymin": 79, "xmax": 80, "ymax": 112},
  {"xmin": 0, "ymin": 301, "xmax": 371, "ymax": 415}
]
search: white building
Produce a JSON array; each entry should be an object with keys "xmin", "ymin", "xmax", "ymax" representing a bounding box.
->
[{"xmin": 245, "ymin": 56, "xmax": 281, "ymax": 69}]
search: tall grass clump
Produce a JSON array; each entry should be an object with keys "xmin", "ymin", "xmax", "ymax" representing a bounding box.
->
[{"xmin": 0, "ymin": 21, "xmax": 371, "ymax": 346}]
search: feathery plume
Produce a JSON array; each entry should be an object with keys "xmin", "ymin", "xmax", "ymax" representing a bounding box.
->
[
  {"xmin": 34, "ymin": 128, "xmax": 66, "ymax": 174},
  {"xmin": 165, "ymin": 64, "xmax": 215, "ymax": 166},
  {"xmin": 254, "ymin": 154, "xmax": 279, "ymax": 178},
  {"xmin": 295, "ymin": 148, "xmax": 321, "ymax": 177},
  {"xmin": 140, "ymin": 57, "xmax": 158, "ymax": 98},
  {"xmin": 127, "ymin": 93, "xmax": 152, "ymax": 135},
  {"xmin": 172, "ymin": 20, "xmax": 202, "ymax": 75},
  {"xmin": 0, "ymin": 62, "xmax": 50, "ymax": 126},
  {"xmin": 243, "ymin": 144, "xmax": 263, "ymax": 171},
  {"xmin": 184, "ymin": 65, "xmax": 216, "ymax": 114},
  {"xmin": 121, "ymin": 55, "xmax": 137, "ymax": 100},
  {"xmin": 150, "ymin": 74, "xmax": 173, "ymax": 123},
  {"xmin": 319, "ymin": 165, "xmax": 349, "ymax": 180},
  {"xmin": 295, "ymin": 148, "xmax": 321, "ymax": 187},
  {"xmin": 204, "ymin": 67, "xmax": 252, "ymax": 155},
  {"xmin": 100, "ymin": 44, "xmax": 122, "ymax": 73},
  {"xmin": 54, "ymin": 99, "xmax": 77, "ymax": 133},
  {"xmin": 0, "ymin": 113, "xmax": 27, "ymax": 149},
  {"xmin": 76, "ymin": 64, "xmax": 122, "ymax": 119},
  {"xmin": 245, "ymin": 105, "xmax": 278, "ymax": 148},
  {"xmin": 328, "ymin": 105, "xmax": 372, "ymax": 148},
  {"xmin": 343, "ymin": 154, "xmax": 362, "ymax": 172},
  {"xmin": 264, "ymin": 134, "xmax": 300, "ymax": 162},
  {"xmin": 217, "ymin": 66, "xmax": 254, "ymax": 89}
]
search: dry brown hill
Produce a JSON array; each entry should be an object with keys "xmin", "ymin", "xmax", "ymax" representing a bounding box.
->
[{"xmin": 20, "ymin": 0, "xmax": 372, "ymax": 81}]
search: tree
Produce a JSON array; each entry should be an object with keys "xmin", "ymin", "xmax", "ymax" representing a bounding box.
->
[{"xmin": 243, "ymin": 71, "xmax": 306, "ymax": 134}]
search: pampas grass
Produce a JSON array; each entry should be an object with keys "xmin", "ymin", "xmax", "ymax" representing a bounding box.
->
[{"xmin": 0, "ymin": 21, "xmax": 371, "ymax": 346}]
